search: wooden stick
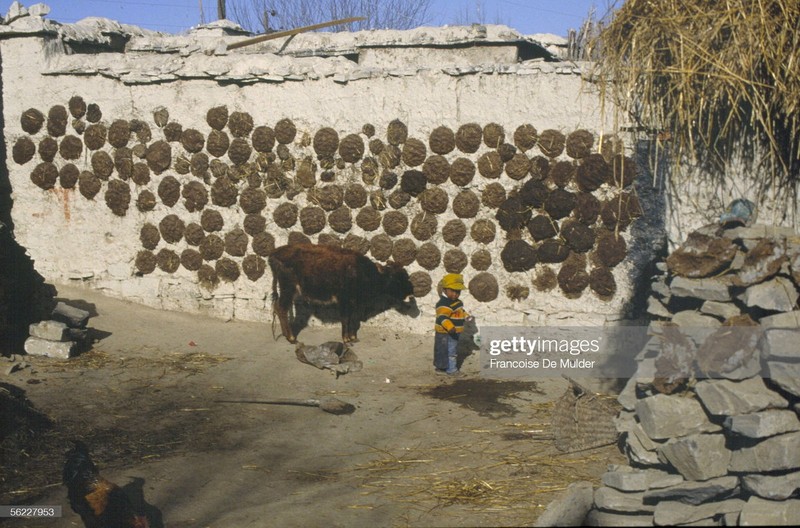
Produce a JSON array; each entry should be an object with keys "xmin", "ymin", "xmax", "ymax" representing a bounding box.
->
[{"xmin": 226, "ymin": 16, "xmax": 366, "ymax": 50}]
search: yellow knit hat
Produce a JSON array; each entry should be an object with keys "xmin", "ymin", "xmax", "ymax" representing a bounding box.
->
[{"xmin": 441, "ymin": 273, "xmax": 466, "ymax": 291}]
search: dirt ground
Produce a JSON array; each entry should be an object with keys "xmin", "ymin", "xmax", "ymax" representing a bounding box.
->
[{"xmin": 1, "ymin": 284, "xmax": 625, "ymax": 528}]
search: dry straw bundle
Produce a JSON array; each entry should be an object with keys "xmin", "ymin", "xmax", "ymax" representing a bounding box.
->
[{"xmin": 592, "ymin": 0, "xmax": 800, "ymax": 187}]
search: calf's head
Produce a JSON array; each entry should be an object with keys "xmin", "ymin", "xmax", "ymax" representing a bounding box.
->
[{"xmin": 378, "ymin": 262, "xmax": 419, "ymax": 316}]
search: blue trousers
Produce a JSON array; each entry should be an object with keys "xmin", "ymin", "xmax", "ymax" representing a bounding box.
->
[{"xmin": 434, "ymin": 333, "xmax": 459, "ymax": 373}]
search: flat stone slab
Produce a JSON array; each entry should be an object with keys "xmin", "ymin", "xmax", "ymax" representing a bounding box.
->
[
  {"xmin": 694, "ymin": 378, "xmax": 789, "ymax": 416},
  {"xmin": 635, "ymin": 394, "xmax": 720, "ymax": 440},
  {"xmin": 761, "ymin": 329, "xmax": 800, "ymax": 360},
  {"xmin": 593, "ymin": 486, "xmax": 654, "ymax": 513},
  {"xmin": 767, "ymin": 361, "xmax": 800, "ymax": 397},
  {"xmin": 601, "ymin": 467, "xmax": 683, "ymax": 492},
  {"xmin": 658, "ymin": 433, "xmax": 731, "ymax": 481},
  {"xmin": 742, "ymin": 471, "xmax": 800, "ymax": 500},
  {"xmin": 740, "ymin": 276, "xmax": 799, "ymax": 311},
  {"xmin": 729, "ymin": 431, "xmax": 800, "ymax": 473},
  {"xmin": 758, "ymin": 310, "xmax": 800, "ymax": 329},
  {"xmin": 653, "ymin": 498, "xmax": 744, "ymax": 526},
  {"xmin": 585, "ymin": 509, "xmax": 654, "ymax": 527},
  {"xmin": 643, "ymin": 475, "xmax": 738, "ymax": 505},
  {"xmin": 739, "ymin": 496, "xmax": 800, "ymax": 526},
  {"xmin": 52, "ymin": 301, "xmax": 91, "ymax": 328},
  {"xmin": 28, "ymin": 320, "xmax": 68, "ymax": 341},
  {"xmin": 724, "ymin": 409, "xmax": 800, "ymax": 438},
  {"xmin": 669, "ymin": 276, "xmax": 732, "ymax": 302},
  {"xmin": 699, "ymin": 300, "xmax": 740, "ymax": 320},
  {"xmin": 24, "ymin": 336, "xmax": 75, "ymax": 359}
]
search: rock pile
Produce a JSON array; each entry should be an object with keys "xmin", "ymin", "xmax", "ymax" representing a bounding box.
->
[
  {"xmin": 589, "ymin": 224, "xmax": 800, "ymax": 526},
  {"xmin": 24, "ymin": 302, "xmax": 91, "ymax": 359}
]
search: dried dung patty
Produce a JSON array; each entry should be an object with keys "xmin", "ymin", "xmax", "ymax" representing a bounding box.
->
[
  {"xmin": 185, "ymin": 223, "xmax": 205, "ymax": 245},
  {"xmin": 362, "ymin": 123, "xmax": 376, "ymax": 137},
  {"xmin": 610, "ymin": 154, "xmax": 637, "ymax": 188},
  {"xmin": 206, "ymin": 129, "xmax": 230, "ymax": 158},
  {"xmin": 181, "ymin": 249, "xmax": 203, "ymax": 271},
  {"xmin": 157, "ymin": 175, "xmax": 181, "ymax": 207},
  {"xmin": 264, "ymin": 166, "xmax": 291, "ymax": 198},
  {"xmin": 501, "ymin": 239, "xmax": 538, "ymax": 272},
  {"xmin": 328, "ymin": 206, "xmax": 352, "ymax": 233},
  {"xmin": 72, "ymin": 119, "xmax": 85, "ymax": 134},
  {"xmin": 589, "ymin": 266, "xmax": 616, "ymax": 298},
  {"xmin": 146, "ymin": 140, "xmax": 172, "ymax": 174},
  {"xmin": 68, "ymin": 97, "xmax": 86, "ymax": 119},
  {"xmin": 132, "ymin": 163, "xmax": 150, "ymax": 186},
  {"xmin": 558, "ymin": 254, "xmax": 589, "ymax": 296},
  {"xmin": 318, "ymin": 232, "xmax": 342, "ymax": 248},
  {"xmin": 91, "ymin": 151, "xmax": 114, "ymax": 180},
  {"xmin": 58, "ymin": 135, "xmax": 83, "ymax": 160},
  {"xmin": 12, "ymin": 137, "xmax": 35, "ymax": 165},
  {"xmin": 59, "ymin": 163, "xmax": 80, "ymax": 188},
  {"xmin": 565, "ymin": 129, "xmax": 594, "ymax": 159},
  {"xmin": 310, "ymin": 184, "xmax": 344, "ymax": 211},
  {"xmin": 357, "ymin": 157, "xmax": 376, "ymax": 185},
  {"xmin": 410, "ymin": 213, "xmax": 437, "ymax": 241},
  {"xmin": 295, "ymin": 157, "xmax": 317, "ymax": 188},
  {"xmin": 356, "ymin": 207, "xmax": 382, "ymax": 231},
  {"xmin": 574, "ymin": 192, "xmax": 600, "ymax": 225},
  {"xmin": 130, "ymin": 119, "xmax": 151, "ymax": 143},
  {"xmin": 159, "ymin": 214, "xmax": 185, "ymax": 244},
  {"xmin": 471, "ymin": 249, "xmax": 492, "ymax": 271},
  {"xmin": 496, "ymin": 195, "xmax": 531, "ymax": 231},
  {"xmin": 20, "ymin": 108, "xmax": 45, "ymax": 134},
  {"xmin": 600, "ymin": 193, "xmax": 642, "ymax": 231},
  {"xmin": 83, "ymin": 124, "xmax": 107, "ymax": 150},
  {"xmin": 343, "ymin": 233, "xmax": 369, "ymax": 255},
  {"xmin": 481, "ymin": 182, "xmax": 506, "ymax": 208},
  {"xmin": 228, "ymin": 138, "xmax": 252, "ymax": 165},
  {"xmin": 401, "ymin": 138, "xmax": 427, "ymax": 167},
  {"xmin": 136, "ymin": 189, "xmax": 156, "ymax": 211},
  {"xmin": 530, "ymin": 155, "xmax": 550, "ymax": 180},
  {"xmin": 200, "ymin": 234, "xmax": 225, "ymax": 260},
  {"xmin": 483, "ymin": 123, "xmax": 505, "ymax": 148},
  {"xmin": 455, "ymin": 123, "xmax": 482, "ymax": 153},
  {"xmin": 576, "ymin": 154, "xmax": 610, "ymax": 191},
  {"xmin": 228, "ymin": 111, "xmax": 253, "ymax": 138},
  {"xmin": 273, "ymin": 202, "xmax": 299, "ymax": 228},
  {"xmin": 477, "ymin": 151, "xmax": 503, "ymax": 179},
  {"xmin": 443, "ymin": 249, "xmax": 468, "ymax": 273},
  {"xmin": 105, "ymin": 179, "xmax": 131, "ymax": 216},
  {"xmin": 379, "ymin": 144, "xmax": 401, "ymax": 169},
  {"xmin": 442, "ymin": 219, "xmax": 467, "ymax": 245},
  {"xmin": 470, "ymin": 218, "xmax": 496, "ymax": 244},
  {"xmin": 182, "ymin": 181, "xmax": 209, "ymax": 212},
  {"xmin": 201, "ymin": 209, "xmax": 224, "ymax": 232},
  {"xmin": 224, "ymin": 228, "xmax": 248, "ymax": 256},
  {"xmin": 450, "ymin": 157, "xmax": 476, "ymax": 187},
  {"xmin": 561, "ymin": 219, "xmax": 596, "ymax": 253},
  {"xmin": 207, "ymin": 106, "xmax": 228, "ymax": 130},
  {"xmin": 422, "ymin": 155, "xmax": 450, "ymax": 184},
  {"xmin": 135, "ymin": 250, "xmax": 157, "ymax": 274},
  {"xmin": 506, "ymin": 283, "xmax": 530, "ymax": 301},
  {"xmin": 175, "ymin": 156, "xmax": 191, "ymax": 175},
  {"xmin": 140, "ymin": 223, "xmax": 160, "ymax": 250},
  {"xmin": 197, "ymin": 264, "xmax": 219, "ymax": 289},
  {"xmin": 544, "ymin": 188, "xmax": 577, "ymax": 220},
  {"xmin": 533, "ymin": 266, "xmax": 557, "ymax": 291},
  {"xmin": 379, "ymin": 170, "xmax": 398, "ymax": 190},
  {"xmin": 452, "ymin": 190, "xmax": 480, "ymax": 219},
  {"xmin": 313, "ymin": 127, "xmax": 339, "ymax": 158},
  {"xmin": 388, "ymin": 190, "xmax": 411, "ymax": 209},
  {"xmin": 274, "ymin": 118, "xmax": 297, "ymax": 144},
  {"xmin": 593, "ymin": 231, "xmax": 627, "ymax": 268},
  {"xmin": 252, "ymin": 126, "xmax": 275, "ymax": 153},
  {"xmin": 114, "ymin": 148, "xmax": 134, "ymax": 180},
  {"xmin": 38, "ymin": 137, "xmax": 57, "ymax": 162},
  {"xmin": 369, "ymin": 234, "xmax": 394, "ymax": 261},
  {"xmin": 216, "ymin": 258, "xmax": 240, "ymax": 282},
  {"xmin": 550, "ymin": 160, "xmax": 576, "ymax": 188},
  {"xmin": 513, "ymin": 124, "xmax": 538, "ymax": 151},
  {"xmin": 505, "ymin": 153, "xmax": 531, "ymax": 180},
  {"xmin": 419, "ymin": 187, "xmax": 448, "ymax": 214},
  {"xmin": 528, "ymin": 214, "xmax": 558, "ymax": 241},
  {"xmin": 108, "ymin": 120, "xmax": 131, "ymax": 148},
  {"xmin": 469, "ymin": 272, "xmax": 499, "ymax": 302},
  {"xmin": 344, "ymin": 183, "xmax": 368, "ymax": 208},
  {"xmin": 339, "ymin": 134, "xmax": 365, "ymax": 163},
  {"xmin": 387, "ymin": 120, "xmax": 408, "ymax": 146},
  {"xmin": 251, "ymin": 231, "xmax": 276, "ymax": 256},
  {"xmin": 537, "ymin": 239, "xmax": 570, "ymax": 263},
  {"xmin": 369, "ymin": 138, "xmax": 385, "ymax": 155},
  {"xmin": 164, "ymin": 122, "xmax": 183, "ymax": 142},
  {"xmin": 210, "ymin": 176, "xmax": 238, "ymax": 207},
  {"xmin": 242, "ymin": 254, "xmax": 266, "ymax": 281},
  {"xmin": 429, "ymin": 126, "xmax": 455, "ymax": 155},
  {"xmin": 300, "ymin": 206, "xmax": 326, "ymax": 235},
  {"xmin": 382, "ymin": 210, "xmax": 409, "ymax": 236},
  {"xmin": 391, "ymin": 238, "xmax": 417, "ymax": 266},
  {"xmin": 416, "ymin": 242, "xmax": 441, "ymax": 270},
  {"xmin": 400, "ymin": 170, "xmax": 426, "ymax": 196},
  {"xmin": 47, "ymin": 105, "xmax": 68, "ymax": 137},
  {"xmin": 519, "ymin": 179, "xmax": 548, "ymax": 208},
  {"xmin": 409, "ymin": 271, "xmax": 432, "ymax": 297},
  {"xmin": 498, "ymin": 143, "xmax": 517, "ymax": 162},
  {"xmin": 153, "ymin": 107, "xmax": 169, "ymax": 127},
  {"xmin": 538, "ymin": 129, "xmax": 566, "ymax": 158},
  {"xmin": 86, "ymin": 103, "xmax": 102, "ymax": 123},
  {"xmin": 243, "ymin": 214, "xmax": 266, "ymax": 235}
]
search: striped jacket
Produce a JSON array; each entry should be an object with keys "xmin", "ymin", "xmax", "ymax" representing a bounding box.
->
[{"xmin": 435, "ymin": 296, "xmax": 469, "ymax": 334}]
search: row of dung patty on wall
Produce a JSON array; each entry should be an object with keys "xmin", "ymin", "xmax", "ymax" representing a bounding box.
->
[{"xmin": 11, "ymin": 97, "xmax": 642, "ymax": 303}]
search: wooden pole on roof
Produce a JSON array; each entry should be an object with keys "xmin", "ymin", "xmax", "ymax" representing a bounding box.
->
[
  {"xmin": 199, "ymin": 0, "xmax": 205, "ymax": 24},
  {"xmin": 226, "ymin": 16, "xmax": 365, "ymax": 50},
  {"xmin": 217, "ymin": 0, "xmax": 226, "ymax": 20}
]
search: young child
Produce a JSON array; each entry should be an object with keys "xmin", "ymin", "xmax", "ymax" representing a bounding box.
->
[{"xmin": 434, "ymin": 273, "xmax": 471, "ymax": 376}]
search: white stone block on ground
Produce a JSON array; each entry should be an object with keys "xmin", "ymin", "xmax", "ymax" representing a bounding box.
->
[
  {"xmin": 29, "ymin": 320, "xmax": 68, "ymax": 341},
  {"xmin": 24, "ymin": 336, "xmax": 75, "ymax": 359}
]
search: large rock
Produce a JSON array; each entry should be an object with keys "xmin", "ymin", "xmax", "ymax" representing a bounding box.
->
[
  {"xmin": 735, "ymin": 238, "xmax": 788, "ymax": 286},
  {"xmin": 653, "ymin": 498, "xmax": 744, "ymax": 526},
  {"xmin": 761, "ymin": 329, "xmax": 800, "ymax": 360},
  {"xmin": 584, "ymin": 510, "xmax": 654, "ymax": 527},
  {"xmin": 642, "ymin": 475, "xmax": 738, "ymax": 505},
  {"xmin": 742, "ymin": 471, "xmax": 800, "ymax": 500},
  {"xmin": 665, "ymin": 232, "xmax": 738, "ymax": 278},
  {"xmin": 694, "ymin": 378, "xmax": 788, "ymax": 416},
  {"xmin": 739, "ymin": 497, "xmax": 800, "ymax": 526},
  {"xmin": 635, "ymin": 394, "xmax": 720, "ymax": 440},
  {"xmin": 740, "ymin": 276, "xmax": 799, "ymax": 312},
  {"xmin": 52, "ymin": 301, "xmax": 91, "ymax": 328},
  {"xmin": 759, "ymin": 310, "xmax": 800, "ymax": 329},
  {"xmin": 601, "ymin": 467, "xmax": 683, "ymax": 492},
  {"xmin": 700, "ymin": 300, "xmax": 740, "ymax": 320},
  {"xmin": 729, "ymin": 431, "xmax": 800, "ymax": 472},
  {"xmin": 534, "ymin": 481, "xmax": 594, "ymax": 527},
  {"xmin": 624, "ymin": 422, "xmax": 663, "ymax": 466},
  {"xmin": 593, "ymin": 486, "xmax": 654, "ymax": 513},
  {"xmin": 28, "ymin": 320, "xmax": 68, "ymax": 341},
  {"xmin": 658, "ymin": 433, "xmax": 731, "ymax": 481},
  {"xmin": 23, "ymin": 336, "xmax": 75, "ymax": 359},
  {"xmin": 767, "ymin": 361, "xmax": 800, "ymax": 397},
  {"xmin": 724, "ymin": 409, "xmax": 800, "ymax": 438},
  {"xmin": 669, "ymin": 276, "xmax": 732, "ymax": 302}
]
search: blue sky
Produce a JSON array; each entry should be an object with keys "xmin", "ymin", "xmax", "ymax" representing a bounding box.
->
[{"xmin": 3, "ymin": 1, "xmax": 619, "ymax": 36}]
